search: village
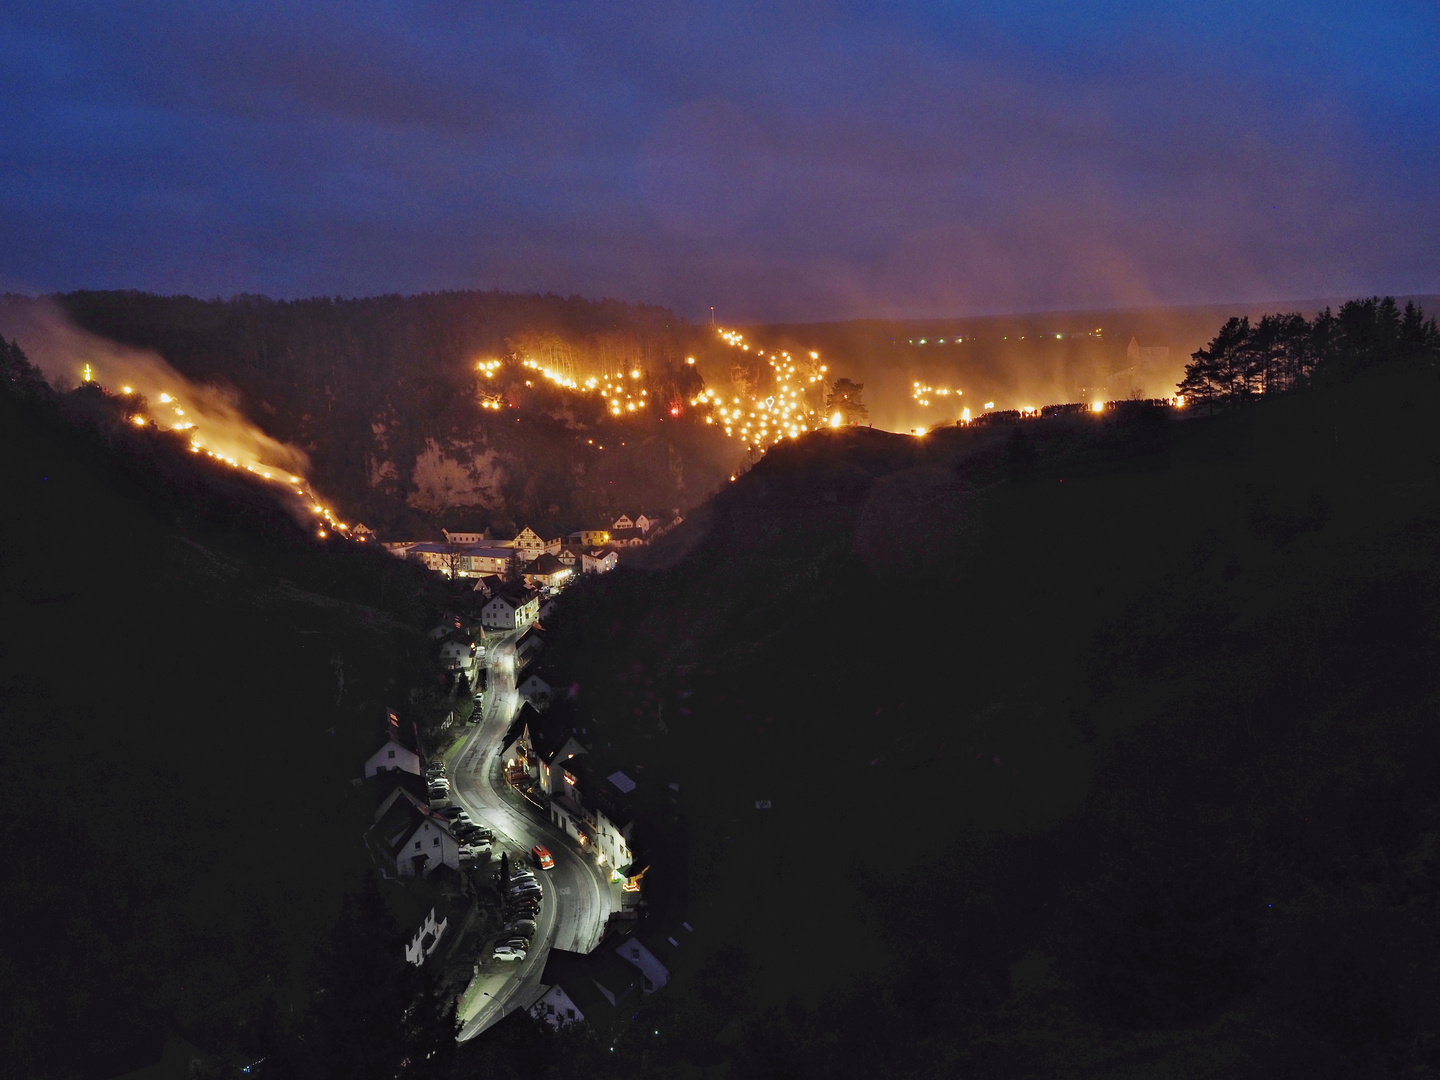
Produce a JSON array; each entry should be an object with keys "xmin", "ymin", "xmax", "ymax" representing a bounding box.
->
[{"xmin": 350, "ymin": 510, "xmax": 693, "ymax": 1041}]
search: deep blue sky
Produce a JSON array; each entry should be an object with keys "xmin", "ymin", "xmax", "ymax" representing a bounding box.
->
[{"xmin": 2, "ymin": 1, "xmax": 1436, "ymax": 321}]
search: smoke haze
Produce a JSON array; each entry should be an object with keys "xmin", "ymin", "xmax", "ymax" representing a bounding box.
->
[{"xmin": 0, "ymin": 298, "xmax": 310, "ymax": 482}]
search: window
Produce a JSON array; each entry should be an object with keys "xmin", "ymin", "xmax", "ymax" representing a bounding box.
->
[
  {"xmin": 414, "ymin": 841, "xmax": 422, "ymax": 850},
  {"xmin": 433, "ymin": 837, "xmax": 440, "ymax": 846},
  {"xmin": 566, "ymin": 1008, "xmax": 575, "ymax": 1019}
]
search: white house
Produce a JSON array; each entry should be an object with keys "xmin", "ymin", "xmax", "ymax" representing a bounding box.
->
[
  {"xmin": 634, "ymin": 513, "xmax": 662, "ymax": 533},
  {"xmin": 517, "ymin": 672, "xmax": 552, "ymax": 709},
  {"xmin": 533, "ymin": 949, "xmax": 639, "ymax": 1030},
  {"xmin": 366, "ymin": 789, "xmax": 460, "ymax": 878},
  {"xmin": 611, "ymin": 514, "xmax": 635, "ymax": 531},
  {"xmin": 582, "ymin": 549, "xmax": 618, "ymax": 574},
  {"xmin": 614, "ymin": 937, "xmax": 670, "ymax": 993},
  {"xmin": 405, "ymin": 906, "xmax": 449, "ymax": 966},
  {"xmin": 364, "ymin": 712, "xmax": 422, "ymax": 779},
  {"xmin": 438, "ymin": 637, "xmax": 480, "ymax": 683},
  {"xmin": 442, "ymin": 529, "xmax": 488, "ymax": 545},
  {"xmin": 481, "ymin": 587, "xmax": 541, "ymax": 630}
]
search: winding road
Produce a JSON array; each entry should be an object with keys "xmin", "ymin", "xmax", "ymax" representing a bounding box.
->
[{"xmin": 451, "ymin": 624, "xmax": 619, "ymax": 1040}]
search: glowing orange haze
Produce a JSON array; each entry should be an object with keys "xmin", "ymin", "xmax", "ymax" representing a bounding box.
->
[{"xmin": 0, "ymin": 301, "xmax": 346, "ymax": 532}]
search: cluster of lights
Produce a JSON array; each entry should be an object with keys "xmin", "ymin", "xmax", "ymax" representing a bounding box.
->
[
  {"xmin": 686, "ymin": 330, "xmax": 828, "ymax": 449},
  {"xmin": 99, "ymin": 372, "xmax": 351, "ymax": 540},
  {"xmin": 478, "ymin": 356, "xmax": 654, "ymax": 418},
  {"xmin": 911, "ymin": 382, "xmax": 962, "ymax": 408}
]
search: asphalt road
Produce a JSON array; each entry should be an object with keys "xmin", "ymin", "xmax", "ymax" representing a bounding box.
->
[{"xmin": 452, "ymin": 623, "xmax": 618, "ymax": 1040}]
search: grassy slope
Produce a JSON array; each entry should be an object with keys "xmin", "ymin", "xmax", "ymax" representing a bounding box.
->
[
  {"xmin": 0, "ymin": 391, "xmax": 442, "ymax": 1080},
  {"xmin": 539, "ymin": 359, "xmax": 1440, "ymax": 1076}
]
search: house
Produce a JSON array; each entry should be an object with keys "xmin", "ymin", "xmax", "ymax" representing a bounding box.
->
[
  {"xmin": 405, "ymin": 906, "xmax": 450, "ymax": 966},
  {"xmin": 607, "ymin": 528, "xmax": 645, "ymax": 548},
  {"xmin": 458, "ymin": 546, "xmax": 516, "ymax": 576},
  {"xmin": 512, "ymin": 526, "xmax": 547, "ymax": 560},
  {"xmin": 517, "ymin": 672, "xmax": 552, "ymax": 709},
  {"xmin": 633, "ymin": 513, "xmax": 661, "ymax": 533},
  {"xmin": 364, "ymin": 711, "xmax": 422, "ymax": 779},
  {"xmin": 614, "ymin": 921, "xmax": 695, "ymax": 992},
  {"xmin": 442, "ymin": 529, "xmax": 489, "ymax": 545},
  {"xmin": 614, "ymin": 936, "xmax": 670, "ymax": 993},
  {"xmin": 514, "ymin": 628, "xmax": 544, "ymax": 672},
  {"xmin": 471, "ymin": 573, "xmax": 505, "ymax": 599},
  {"xmin": 428, "ymin": 611, "xmax": 478, "ymax": 640},
  {"xmin": 367, "ymin": 769, "xmax": 430, "ymax": 823},
  {"xmin": 544, "ymin": 535, "xmax": 566, "ymax": 556},
  {"xmin": 546, "ymin": 753, "xmax": 636, "ymax": 872},
  {"xmin": 522, "ymin": 552, "xmax": 572, "ymax": 590},
  {"xmin": 533, "ymin": 949, "xmax": 641, "ymax": 1032},
  {"xmin": 352, "ymin": 522, "xmax": 376, "ymax": 543},
  {"xmin": 567, "ymin": 528, "xmax": 611, "ymax": 547},
  {"xmin": 480, "ymin": 585, "xmax": 541, "ymax": 630},
  {"xmin": 365, "ymin": 787, "xmax": 460, "ymax": 878},
  {"xmin": 438, "ymin": 636, "xmax": 480, "ymax": 683},
  {"xmin": 582, "ymin": 549, "xmax": 618, "ymax": 574}
]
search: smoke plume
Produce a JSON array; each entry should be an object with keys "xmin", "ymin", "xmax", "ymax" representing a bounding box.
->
[{"xmin": 1, "ymin": 297, "xmax": 313, "ymax": 492}]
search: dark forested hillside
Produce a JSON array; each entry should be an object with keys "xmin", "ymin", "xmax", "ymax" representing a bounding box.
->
[
  {"xmin": 0, "ymin": 346, "xmax": 461, "ymax": 1080},
  {"xmin": 525, "ymin": 347, "xmax": 1440, "ymax": 1078},
  {"xmin": 33, "ymin": 290, "xmax": 748, "ymax": 534}
]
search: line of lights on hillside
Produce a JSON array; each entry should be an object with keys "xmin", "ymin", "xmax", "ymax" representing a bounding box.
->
[
  {"xmin": 476, "ymin": 357, "xmax": 652, "ymax": 416},
  {"xmin": 86, "ymin": 368, "xmax": 352, "ymax": 540}
]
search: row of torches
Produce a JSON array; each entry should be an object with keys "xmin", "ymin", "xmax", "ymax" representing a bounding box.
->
[{"xmin": 87, "ymin": 366, "xmax": 353, "ymax": 540}]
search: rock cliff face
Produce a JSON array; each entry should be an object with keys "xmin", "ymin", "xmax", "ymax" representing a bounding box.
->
[{"xmin": 40, "ymin": 289, "xmax": 748, "ymax": 535}]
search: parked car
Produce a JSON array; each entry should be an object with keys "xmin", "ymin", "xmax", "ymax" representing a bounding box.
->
[
  {"xmin": 507, "ymin": 901, "xmax": 540, "ymax": 916},
  {"xmin": 492, "ymin": 947, "xmax": 526, "ymax": 962},
  {"xmin": 504, "ymin": 920, "xmax": 537, "ymax": 935},
  {"xmin": 501, "ymin": 937, "xmax": 531, "ymax": 950}
]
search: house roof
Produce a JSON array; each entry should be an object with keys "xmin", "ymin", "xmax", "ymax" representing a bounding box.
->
[
  {"xmin": 530, "ymin": 700, "xmax": 587, "ymax": 763},
  {"xmin": 367, "ymin": 787, "xmax": 453, "ymax": 860},
  {"xmin": 519, "ymin": 672, "xmax": 551, "ymax": 691},
  {"xmin": 472, "ymin": 573, "xmax": 505, "ymax": 595},
  {"xmin": 364, "ymin": 769, "xmax": 429, "ymax": 822},
  {"xmin": 528, "ymin": 552, "xmax": 566, "ymax": 575},
  {"xmin": 539, "ymin": 949, "xmax": 639, "ymax": 1027},
  {"xmin": 382, "ymin": 710, "xmax": 419, "ymax": 754},
  {"xmin": 459, "ymin": 545, "xmax": 516, "ymax": 559}
]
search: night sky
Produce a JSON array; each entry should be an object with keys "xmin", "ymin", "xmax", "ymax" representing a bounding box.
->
[{"xmin": 2, "ymin": 1, "xmax": 1436, "ymax": 321}]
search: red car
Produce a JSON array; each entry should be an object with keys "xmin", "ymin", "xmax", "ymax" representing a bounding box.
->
[{"xmin": 531, "ymin": 845, "xmax": 555, "ymax": 870}]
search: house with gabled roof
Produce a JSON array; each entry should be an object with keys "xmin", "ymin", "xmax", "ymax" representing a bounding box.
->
[
  {"xmin": 365, "ymin": 787, "xmax": 460, "ymax": 878},
  {"xmin": 513, "ymin": 526, "xmax": 546, "ymax": 560},
  {"xmin": 532, "ymin": 948, "xmax": 641, "ymax": 1032},
  {"xmin": 582, "ymin": 549, "xmax": 618, "ymax": 574},
  {"xmin": 611, "ymin": 514, "xmax": 635, "ymax": 531},
  {"xmin": 471, "ymin": 573, "xmax": 505, "ymax": 599},
  {"xmin": 517, "ymin": 671, "xmax": 552, "ymax": 709},
  {"xmin": 522, "ymin": 552, "xmax": 572, "ymax": 590},
  {"xmin": 481, "ymin": 585, "xmax": 540, "ymax": 630},
  {"xmin": 614, "ymin": 920, "xmax": 695, "ymax": 992},
  {"xmin": 364, "ymin": 711, "xmax": 422, "ymax": 779}
]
